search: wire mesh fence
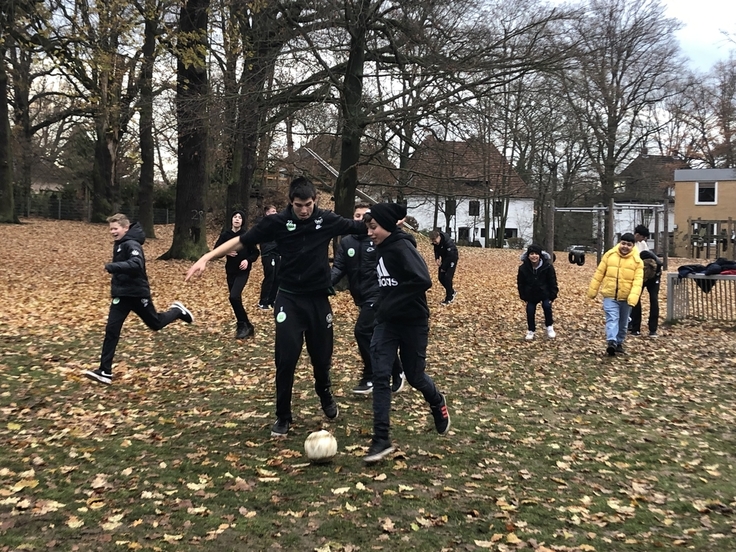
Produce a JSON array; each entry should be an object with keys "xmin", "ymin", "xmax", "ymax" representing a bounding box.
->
[
  {"xmin": 666, "ymin": 273, "xmax": 736, "ymax": 321},
  {"xmin": 14, "ymin": 196, "xmax": 174, "ymax": 225}
]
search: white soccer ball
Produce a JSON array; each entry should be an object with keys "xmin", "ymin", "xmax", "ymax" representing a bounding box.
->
[{"xmin": 304, "ymin": 430, "xmax": 338, "ymax": 463}]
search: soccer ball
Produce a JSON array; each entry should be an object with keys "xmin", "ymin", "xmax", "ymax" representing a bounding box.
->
[{"xmin": 304, "ymin": 430, "xmax": 338, "ymax": 463}]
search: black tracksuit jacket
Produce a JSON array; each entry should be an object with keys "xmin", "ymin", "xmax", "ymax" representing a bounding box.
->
[
  {"xmin": 238, "ymin": 206, "xmax": 366, "ymax": 293},
  {"xmin": 331, "ymin": 234, "xmax": 379, "ymax": 306}
]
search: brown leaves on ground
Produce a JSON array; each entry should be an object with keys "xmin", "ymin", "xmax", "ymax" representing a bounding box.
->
[{"xmin": 1, "ymin": 219, "xmax": 736, "ymax": 551}]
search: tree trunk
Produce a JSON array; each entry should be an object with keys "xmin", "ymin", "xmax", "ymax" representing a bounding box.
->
[
  {"xmin": 10, "ymin": 45, "xmax": 31, "ymax": 220},
  {"xmin": 333, "ymin": 6, "xmax": 367, "ymax": 218},
  {"xmin": 137, "ymin": 8, "xmax": 157, "ymax": 238},
  {"xmin": 162, "ymin": 0, "xmax": 209, "ymax": 260},
  {"xmin": 0, "ymin": 47, "xmax": 17, "ymax": 223}
]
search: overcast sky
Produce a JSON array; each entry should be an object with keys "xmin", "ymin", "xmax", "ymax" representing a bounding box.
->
[{"xmin": 664, "ymin": 0, "xmax": 735, "ymax": 71}]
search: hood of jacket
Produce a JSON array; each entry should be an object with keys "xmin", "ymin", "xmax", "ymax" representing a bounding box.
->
[{"xmin": 118, "ymin": 222, "xmax": 146, "ymax": 247}]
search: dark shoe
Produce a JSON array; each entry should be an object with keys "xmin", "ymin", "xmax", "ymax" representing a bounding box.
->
[
  {"xmin": 321, "ymin": 397, "xmax": 339, "ymax": 420},
  {"xmin": 606, "ymin": 341, "xmax": 617, "ymax": 356},
  {"xmin": 270, "ymin": 418, "xmax": 290, "ymax": 436},
  {"xmin": 431, "ymin": 394, "xmax": 451, "ymax": 435},
  {"xmin": 83, "ymin": 369, "xmax": 112, "ymax": 385},
  {"xmin": 235, "ymin": 324, "xmax": 254, "ymax": 339},
  {"xmin": 615, "ymin": 343, "xmax": 626, "ymax": 355},
  {"xmin": 363, "ymin": 438, "xmax": 395, "ymax": 463},
  {"xmin": 630, "ymin": 330, "xmax": 641, "ymax": 336},
  {"xmin": 352, "ymin": 379, "xmax": 373, "ymax": 395},
  {"xmin": 171, "ymin": 301, "xmax": 194, "ymax": 324},
  {"xmin": 648, "ymin": 332, "xmax": 658, "ymax": 338},
  {"xmin": 257, "ymin": 303, "xmax": 272, "ymax": 310},
  {"xmin": 391, "ymin": 373, "xmax": 406, "ymax": 393}
]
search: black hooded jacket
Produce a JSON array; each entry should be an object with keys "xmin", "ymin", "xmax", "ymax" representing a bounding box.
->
[
  {"xmin": 433, "ymin": 231, "xmax": 458, "ymax": 270},
  {"xmin": 331, "ymin": 234, "xmax": 379, "ymax": 306},
  {"xmin": 239, "ymin": 206, "xmax": 366, "ymax": 294},
  {"xmin": 215, "ymin": 227, "xmax": 260, "ymax": 276},
  {"xmin": 517, "ymin": 255, "xmax": 558, "ymax": 303},
  {"xmin": 104, "ymin": 222, "xmax": 151, "ymax": 297},
  {"xmin": 374, "ymin": 230, "xmax": 431, "ymax": 325}
]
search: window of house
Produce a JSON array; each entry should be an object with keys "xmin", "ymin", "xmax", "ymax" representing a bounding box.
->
[
  {"xmin": 695, "ymin": 182, "xmax": 717, "ymax": 204},
  {"xmin": 468, "ymin": 200, "xmax": 480, "ymax": 217},
  {"xmin": 458, "ymin": 227, "xmax": 470, "ymax": 242},
  {"xmin": 493, "ymin": 200, "xmax": 504, "ymax": 217},
  {"xmin": 445, "ymin": 199, "xmax": 456, "ymax": 216}
]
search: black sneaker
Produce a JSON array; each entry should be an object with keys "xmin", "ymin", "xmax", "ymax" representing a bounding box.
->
[
  {"xmin": 321, "ymin": 397, "xmax": 339, "ymax": 420},
  {"xmin": 431, "ymin": 394, "xmax": 451, "ymax": 435},
  {"xmin": 363, "ymin": 438, "xmax": 395, "ymax": 463},
  {"xmin": 352, "ymin": 379, "xmax": 373, "ymax": 394},
  {"xmin": 606, "ymin": 340, "xmax": 617, "ymax": 356},
  {"xmin": 391, "ymin": 373, "xmax": 406, "ymax": 393},
  {"xmin": 648, "ymin": 332, "xmax": 658, "ymax": 338},
  {"xmin": 257, "ymin": 303, "xmax": 272, "ymax": 310},
  {"xmin": 171, "ymin": 301, "xmax": 194, "ymax": 324},
  {"xmin": 615, "ymin": 343, "xmax": 626, "ymax": 355},
  {"xmin": 630, "ymin": 330, "xmax": 641, "ymax": 336},
  {"xmin": 270, "ymin": 418, "xmax": 290, "ymax": 436},
  {"xmin": 235, "ymin": 324, "xmax": 254, "ymax": 340},
  {"xmin": 83, "ymin": 369, "xmax": 112, "ymax": 385}
]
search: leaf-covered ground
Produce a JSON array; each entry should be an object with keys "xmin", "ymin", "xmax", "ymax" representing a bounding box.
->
[{"xmin": 1, "ymin": 219, "xmax": 736, "ymax": 552}]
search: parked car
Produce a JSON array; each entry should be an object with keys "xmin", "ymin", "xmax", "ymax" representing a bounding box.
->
[{"xmin": 565, "ymin": 244, "xmax": 597, "ymax": 253}]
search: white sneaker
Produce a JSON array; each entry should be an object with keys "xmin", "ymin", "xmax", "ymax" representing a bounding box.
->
[
  {"xmin": 525, "ymin": 331, "xmax": 535, "ymax": 341},
  {"xmin": 546, "ymin": 326, "xmax": 556, "ymax": 339}
]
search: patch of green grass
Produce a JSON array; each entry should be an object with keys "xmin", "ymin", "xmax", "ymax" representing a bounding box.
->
[{"xmin": 3, "ymin": 318, "xmax": 736, "ymax": 551}]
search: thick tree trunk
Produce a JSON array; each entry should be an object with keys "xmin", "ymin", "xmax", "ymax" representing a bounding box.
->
[
  {"xmin": 162, "ymin": 0, "xmax": 209, "ymax": 260},
  {"xmin": 137, "ymin": 11, "xmax": 156, "ymax": 238},
  {"xmin": 333, "ymin": 16, "xmax": 366, "ymax": 218},
  {"xmin": 0, "ymin": 50, "xmax": 17, "ymax": 223},
  {"xmin": 91, "ymin": 131, "xmax": 114, "ymax": 222}
]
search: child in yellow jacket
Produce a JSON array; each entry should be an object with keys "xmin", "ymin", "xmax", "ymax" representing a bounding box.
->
[{"xmin": 587, "ymin": 233, "xmax": 643, "ymax": 356}]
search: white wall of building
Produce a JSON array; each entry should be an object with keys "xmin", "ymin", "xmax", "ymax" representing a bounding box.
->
[
  {"xmin": 406, "ymin": 196, "xmax": 535, "ymax": 247},
  {"xmin": 593, "ymin": 205, "xmax": 674, "ymax": 250}
]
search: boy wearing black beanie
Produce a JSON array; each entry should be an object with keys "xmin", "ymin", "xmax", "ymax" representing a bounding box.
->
[
  {"xmin": 362, "ymin": 203, "xmax": 451, "ymax": 463},
  {"xmin": 517, "ymin": 244, "xmax": 558, "ymax": 340}
]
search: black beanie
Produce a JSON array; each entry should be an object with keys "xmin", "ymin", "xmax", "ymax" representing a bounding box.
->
[
  {"xmin": 527, "ymin": 244, "xmax": 543, "ymax": 255},
  {"xmin": 368, "ymin": 203, "xmax": 407, "ymax": 232},
  {"xmin": 231, "ymin": 209, "xmax": 246, "ymax": 221}
]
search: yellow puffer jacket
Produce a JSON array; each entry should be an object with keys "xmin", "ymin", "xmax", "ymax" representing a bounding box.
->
[{"xmin": 587, "ymin": 246, "xmax": 644, "ymax": 306}]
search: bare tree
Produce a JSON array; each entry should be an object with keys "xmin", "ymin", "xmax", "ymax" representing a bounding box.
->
[{"xmin": 559, "ymin": 0, "xmax": 682, "ymax": 245}]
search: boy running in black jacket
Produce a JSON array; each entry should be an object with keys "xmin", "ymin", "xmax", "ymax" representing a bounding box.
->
[
  {"xmin": 429, "ymin": 229, "xmax": 459, "ymax": 305},
  {"xmin": 362, "ymin": 203, "xmax": 450, "ymax": 463},
  {"xmin": 215, "ymin": 210, "xmax": 260, "ymax": 339},
  {"xmin": 331, "ymin": 204, "xmax": 405, "ymax": 395},
  {"xmin": 84, "ymin": 214, "xmax": 193, "ymax": 385},
  {"xmin": 186, "ymin": 178, "xmax": 367, "ymax": 436}
]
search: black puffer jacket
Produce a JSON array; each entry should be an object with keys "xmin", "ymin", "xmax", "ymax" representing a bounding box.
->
[
  {"xmin": 105, "ymin": 223, "xmax": 150, "ymax": 297},
  {"xmin": 517, "ymin": 256, "xmax": 558, "ymax": 303},
  {"xmin": 331, "ymin": 234, "xmax": 379, "ymax": 306}
]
